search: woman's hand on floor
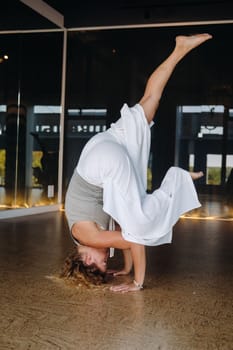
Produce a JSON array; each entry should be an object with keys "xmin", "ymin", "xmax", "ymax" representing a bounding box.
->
[{"xmin": 110, "ymin": 281, "xmax": 143, "ymax": 293}]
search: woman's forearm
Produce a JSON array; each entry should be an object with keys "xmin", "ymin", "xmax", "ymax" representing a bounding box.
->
[
  {"xmin": 130, "ymin": 243, "xmax": 146, "ymax": 287},
  {"xmin": 122, "ymin": 249, "xmax": 133, "ymax": 273}
]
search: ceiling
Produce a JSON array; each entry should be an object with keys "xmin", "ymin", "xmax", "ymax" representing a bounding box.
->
[
  {"xmin": 0, "ymin": 0, "xmax": 233, "ymax": 31},
  {"xmin": 45, "ymin": 0, "xmax": 233, "ymax": 27}
]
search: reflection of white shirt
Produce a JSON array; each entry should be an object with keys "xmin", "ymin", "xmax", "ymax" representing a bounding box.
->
[{"xmin": 77, "ymin": 104, "xmax": 201, "ymax": 246}]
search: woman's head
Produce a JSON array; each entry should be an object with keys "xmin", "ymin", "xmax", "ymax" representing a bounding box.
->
[
  {"xmin": 60, "ymin": 246, "xmax": 109, "ymax": 285},
  {"xmin": 79, "ymin": 245, "xmax": 109, "ymax": 273}
]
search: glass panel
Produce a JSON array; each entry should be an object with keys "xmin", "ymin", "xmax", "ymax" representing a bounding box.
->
[
  {"xmin": 175, "ymin": 105, "xmax": 233, "ymax": 218},
  {"xmin": 206, "ymin": 154, "xmax": 222, "ymax": 185},
  {"xmin": 0, "ymin": 35, "xmax": 20, "ymax": 209},
  {"xmin": 0, "ymin": 32, "xmax": 63, "ymax": 210},
  {"xmin": 29, "ymin": 104, "xmax": 61, "ymax": 206}
]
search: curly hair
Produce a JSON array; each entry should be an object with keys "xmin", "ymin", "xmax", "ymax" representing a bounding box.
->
[{"xmin": 60, "ymin": 248, "xmax": 108, "ymax": 286}]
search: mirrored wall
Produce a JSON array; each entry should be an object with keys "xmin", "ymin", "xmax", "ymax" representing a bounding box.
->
[
  {"xmin": 0, "ymin": 32, "xmax": 63, "ymax": 210},
  {"xmin": 1, "ymin": 22, "xmax": 232, "ymax": 218}
]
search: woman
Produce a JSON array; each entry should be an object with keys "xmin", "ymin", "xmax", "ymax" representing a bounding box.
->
[{"xmin": 64, "ymin": 34, "xmax": 212, "ymax": 292}]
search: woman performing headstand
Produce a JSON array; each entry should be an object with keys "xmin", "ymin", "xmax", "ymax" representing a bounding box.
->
[{"xmin": 64, "ymin": 34, "xmax": 212, "ymax": 292}]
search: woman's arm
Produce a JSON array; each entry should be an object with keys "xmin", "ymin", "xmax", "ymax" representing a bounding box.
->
[
  {"xmin": 131, "ymin": 243, "xmax": 146, "ymax": 287},
  {"xmin": 110, "ymin": 243, "xmax": 146, "ymax": 293},
  {"xmin": 72, "ymin": 221, "xmax": 131, "ymax": 249}
]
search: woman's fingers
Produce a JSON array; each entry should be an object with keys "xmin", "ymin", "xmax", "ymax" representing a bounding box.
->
[
  {"xmin": 110, "ymin": 282, "xmax": 142, "ymax": 293},
  {"xmin": 106, "ymin": 269, "xmax": 119, "ymax": 275},
  {"xmin": 106, "ymin": 269, "xmax": 130, "ymax": 276},
  {"xmin": 113, "ymin": 270, "xmax": 129, "ymax": 276}
]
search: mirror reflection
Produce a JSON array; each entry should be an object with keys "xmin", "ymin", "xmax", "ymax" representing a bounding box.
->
[{"xmin": 0, "ymin": 33, "xmax": 62, "ymax": 209}]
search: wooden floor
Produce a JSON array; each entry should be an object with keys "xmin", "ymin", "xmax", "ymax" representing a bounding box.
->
[{"xmin": 0, "ymin": 211, "xmax": 233, "ymax": 350}]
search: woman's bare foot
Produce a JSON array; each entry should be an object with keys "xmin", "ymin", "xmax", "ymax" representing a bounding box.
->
[
  {"xmin": 189, "ymin": 171, "xmax": 204, "ymax": 180},
  {"xmin": 175, "ymin": 33, "xmax": 212, "ymax": 55}
]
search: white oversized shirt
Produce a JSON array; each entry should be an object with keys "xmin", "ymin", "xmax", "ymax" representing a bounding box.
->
[{"xmin": 77, "ymin": 104, "xmax": 201, "ymax": 246}]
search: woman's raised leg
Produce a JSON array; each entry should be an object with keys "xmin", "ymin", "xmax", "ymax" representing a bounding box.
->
[{"xmin": 139, "ymin": 34, "xmax": 212, "ymax": 123}]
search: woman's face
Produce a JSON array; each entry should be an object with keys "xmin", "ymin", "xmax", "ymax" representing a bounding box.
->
[{"xmin": 85, "ymin": 247, "xmax": 109, "ymax": 272}]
